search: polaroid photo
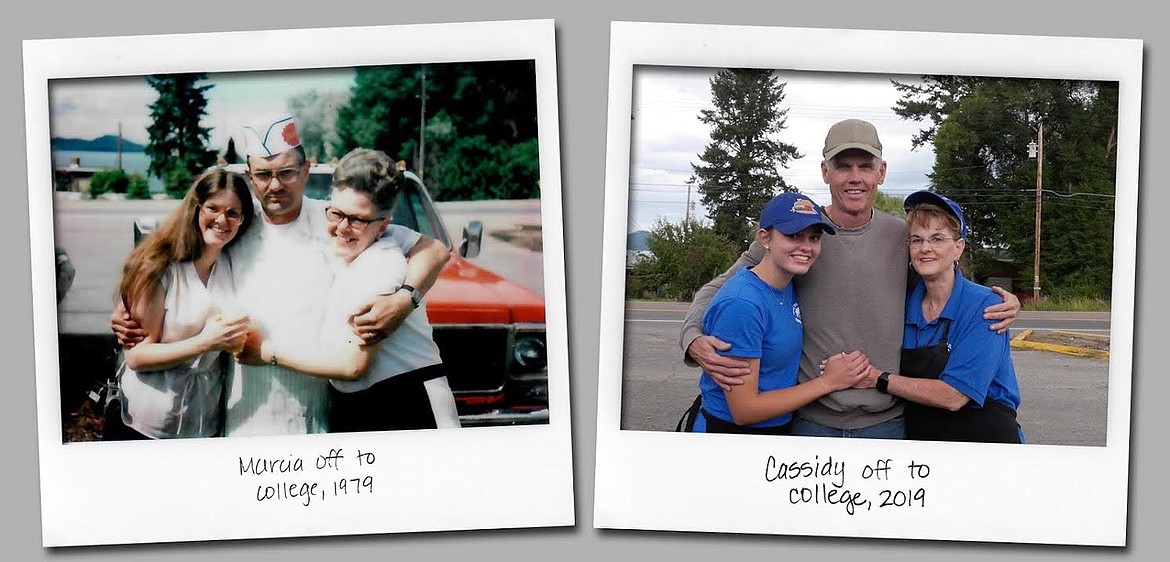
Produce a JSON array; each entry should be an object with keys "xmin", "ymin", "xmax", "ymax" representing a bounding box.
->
[
  {"xmin": 25, "ymin": 19, "xmax": 572, "ymax": 546},
  {"xmin": 596, "ymin": 22, "xmax": 1141, "ymax": 546}
]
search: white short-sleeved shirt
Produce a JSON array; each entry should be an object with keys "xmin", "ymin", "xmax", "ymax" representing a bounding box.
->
[
  {"xmin": 119, "ymin": 254, "xmax": 234, "ymax": 439},
  {"xmin": 323, "ymin": 235, "xmax": 444, "ymax": 393}
]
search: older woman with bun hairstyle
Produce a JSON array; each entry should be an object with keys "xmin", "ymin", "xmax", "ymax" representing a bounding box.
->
[
  {"xmin": 241, "ymin": 148, "xmax": 460, "ymax": 432},
  {"xmin": 860, "ymin": 190, "xmax": 1025, "ymax": 443},
  {"xmin": 115, "ymin": 168, "xmax": 255, "ymax": 439}
]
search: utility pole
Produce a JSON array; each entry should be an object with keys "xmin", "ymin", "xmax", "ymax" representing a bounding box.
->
[
  {"xmin": 418, "ymin": 66, "xmax": 426, "ymax": 180},
  {"xmin": 1028, "ymin": 122, "xmax": 1044, "ymax": 302},
  {"xmin": 684, "ymin": 182, "xmax": 692, "ymax": 226},
  {"xmin": 116, "ymin": 121, "xmax": 123, "ymax": 170}
]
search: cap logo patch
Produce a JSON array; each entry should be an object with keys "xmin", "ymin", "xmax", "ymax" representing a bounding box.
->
[
  {"xmin": 791, "ymin": 199, "xmax": 818, "ymax": 215},
  {"xmin": 281, "ymin": 121, "xmax": 300, "ymax": 148}
]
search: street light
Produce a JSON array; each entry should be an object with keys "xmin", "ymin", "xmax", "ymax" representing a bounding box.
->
[{"xmin": 1028, "ymin": 123, "xmax": 1044, "ymax": 302}]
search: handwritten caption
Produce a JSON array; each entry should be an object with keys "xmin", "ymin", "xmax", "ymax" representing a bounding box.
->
[
  {"xmin": 764, "ymin": 455, "xmax": 931, "ymax": 515},
  {"xmin": 238, "ymin": 448, "xmax": 376, "ymax": 507}
]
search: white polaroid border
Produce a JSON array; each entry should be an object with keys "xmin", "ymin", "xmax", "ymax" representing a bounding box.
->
[
  {"xmin": 25, "ymin": 19, "xmax": 573, "ymax": 547},
  {"xmin": 596, "ymin": 22, "xmax": 1140, "ymax": 546}
]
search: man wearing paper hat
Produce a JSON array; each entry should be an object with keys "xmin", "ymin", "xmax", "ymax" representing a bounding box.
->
[
  {"xmin": 680, "ymin": 118, "xmax": 1021, "ymax": 440},
  {"xmin": 113, "ymin": 114, "xmax": 450, "ymax": 436}
]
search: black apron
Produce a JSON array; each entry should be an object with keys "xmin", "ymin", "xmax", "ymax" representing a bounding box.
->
[{"xmin": 900, "ymin": 318, "xmax": 1021, "ymax": 443}]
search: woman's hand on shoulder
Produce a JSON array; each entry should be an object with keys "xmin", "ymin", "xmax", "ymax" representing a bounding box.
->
[{"xmin": 983, "ymin": 286, "xmax": 1021, "ymax": 334}]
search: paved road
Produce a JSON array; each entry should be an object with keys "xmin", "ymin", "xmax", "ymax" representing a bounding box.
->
[
  {"xmin": 51, "ymin": 197, "xmax": 544, "ymax": 334},
  {"xmin": 619, "ymin": 300, "xmax": 1111, "ymax": 447}
]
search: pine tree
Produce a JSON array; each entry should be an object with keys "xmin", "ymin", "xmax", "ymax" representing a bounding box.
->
[
  {"xmin": 144, "ymin": 74, "xmax": 217, "ymax": 198},
  {"xmin": 690, "ymin": 69, "xmax": 802, "ymax": 248}
]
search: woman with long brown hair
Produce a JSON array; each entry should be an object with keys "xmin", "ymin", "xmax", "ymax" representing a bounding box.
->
[{"xmin": 115, "ymin": 167, "xmax": 255, "ymax": 439}]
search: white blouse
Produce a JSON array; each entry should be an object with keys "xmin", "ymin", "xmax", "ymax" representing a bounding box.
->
[{"xmin": 119, "ymin": 254, "xmax": 235, "ymax": 439}]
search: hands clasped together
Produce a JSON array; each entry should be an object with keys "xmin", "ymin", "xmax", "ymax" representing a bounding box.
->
[{"xmin": 688, "ymin": 334, "xmax": 878, "ymax": 392}]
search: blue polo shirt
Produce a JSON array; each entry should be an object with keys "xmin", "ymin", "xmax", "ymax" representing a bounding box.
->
[
  {"xmin": 696, "ymin": 266, "xmax": 803, "ymax": 430},
  {"xmin": 904, "ymin": 271, "xmax": 1023, "ymax": 414}
]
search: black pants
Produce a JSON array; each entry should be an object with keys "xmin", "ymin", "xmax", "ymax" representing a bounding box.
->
[
  {"xmin": 329, "ymin": 364, "xmax": 449, "ymax": 433},
  {"xmin": 701, "ymin": 409, "xmax": 792, "ymax": 435}
]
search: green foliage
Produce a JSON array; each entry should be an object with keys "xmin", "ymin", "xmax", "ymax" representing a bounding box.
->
[
  {"xmin": 874, "ymin": 190, "xmax": 907, "ymax": 217},
  {"xmin": 289, "ymin": 89, "xmax": 348, "ymax": 163},
  {"xmin": 166, "ymin": 166, "xmax": 194, "ymax": 200},
  {"xmin": 89, "ymin": 169, "xmax": 128, "ymax": 198},
  {"xmin": 144, "ymin": 74, "xmax": 217, "ymax": 199},
  {"xmin": 126, "ymin": 173, "xmax": 151, "ymax": 200},
  {"xmin": 333, "ymin": 61, "xmax": 539, "ymax": 201},
  {"xmin": 690, "ymin": 69, "xmax": 802, "ymax": 248},
  {"xmin": 1021, "ymin": 294, "xmax": 1110, "ymax": 312},
  {"xmin": 626, "ymin": 219, "xmax": 740, "ymax": 301},
  {"xmin": 893, "ymin": 76, "xmax": 1118, "ymax": 299}
]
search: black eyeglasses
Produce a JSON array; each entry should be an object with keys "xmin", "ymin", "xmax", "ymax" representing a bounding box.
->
[
  {"xmin": 250, "ymin": 167, "xmax": 301, "ymax": 185},
  {"xmin": 325, "ymin": 207, "xmax": 387, "ymax": 231}
]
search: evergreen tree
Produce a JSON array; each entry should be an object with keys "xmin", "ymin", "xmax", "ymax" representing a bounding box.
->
[
  {"xmin": 893, "ymin": 76, "xmax": 1118, "ymax": 298},
  {"xmin": 690, "ymin": 69, "xmax": 802, "ymax": 248},
  {"xmin": 333, "ymin": 61, "xmax": 539, "ymax": 201},
  {"xmin": 144, "ymin": 74, "xmax": 217, "ymax": 198},
  {"xmin": 223, "ymin": 137, "xmax": 241, "ymax": 165}
]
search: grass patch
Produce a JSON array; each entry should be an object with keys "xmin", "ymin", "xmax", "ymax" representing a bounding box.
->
[{"xmin": 1022, "ymin": 295, "xmax": 1110, "ymax": 312}]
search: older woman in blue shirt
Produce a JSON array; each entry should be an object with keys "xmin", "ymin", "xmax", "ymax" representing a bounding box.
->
[{"xmin": 862, "ymin": 191, "xmax": 1024, "ymax": 443}]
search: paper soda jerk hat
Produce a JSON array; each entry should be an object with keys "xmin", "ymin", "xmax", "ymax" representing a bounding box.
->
[
  {"xmin": 759, "ymin": 192, "xmax": 836, "ymax": 236},
  {"xmin": 822, "ymin": 118, "xmax": 882, "ymax": 161},
  {"xmin": 904, "ymin": 190, "xmax": 968, "ymax": 240},
  {"xmin": 240, "ymin": 114, "xmax": 302, "ymax": 158}
]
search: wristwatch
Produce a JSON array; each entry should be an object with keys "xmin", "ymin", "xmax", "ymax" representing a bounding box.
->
[
  {"xmin": 398, "ymin": 284, "xmax": 423, "ymax": 309},
  {"xmin": 876, "ymin": 371, "xmax": 892, "ymax": 394}
]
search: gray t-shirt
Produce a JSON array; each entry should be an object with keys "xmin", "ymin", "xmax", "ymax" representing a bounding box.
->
[{"xmin": 680, "ymin": 209, "xmax": 908, "ymax": 430}]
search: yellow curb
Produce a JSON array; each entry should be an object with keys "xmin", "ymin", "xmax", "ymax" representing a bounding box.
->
[{"xmin": 1010, "ymin": 329, "xmax": 1109, "ymax": 360}]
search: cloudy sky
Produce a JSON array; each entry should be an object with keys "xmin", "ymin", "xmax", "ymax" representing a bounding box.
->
[
  {"xmin": 627, "ymin": 65, "xmax": 940, "ymax": 233},
  {"xmin": 48, "ymin": 67, "xmax": 355, "ymax": 151}
]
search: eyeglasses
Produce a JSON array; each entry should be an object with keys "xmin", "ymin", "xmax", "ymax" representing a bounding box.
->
[
  {"xmin": 249, "ymin": 167, "xmax": 301, "ymax": 185},
  {"xmin": 199, "ymin": 204, "xmax": 245, "ymax": 224},
  {"xmin": 908, "ymin": 235, "xmax": 958, "ymax": 249},
  {"xmin": 325, "ymin": 207, "xmax": 386, "ymax": 231}
]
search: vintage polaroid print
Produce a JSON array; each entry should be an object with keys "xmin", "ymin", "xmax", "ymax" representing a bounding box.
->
[
  {"xmin": 595, "ymin": 22, "xmax": 1140, "ymax": 546},
  {"xmin": 25, "ymin": 19, "xmax": 572, "ymax": 546}
]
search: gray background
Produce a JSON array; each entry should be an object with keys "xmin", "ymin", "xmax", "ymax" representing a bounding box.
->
[{"xmin": 1, "ymin": 1, "xmax": 1161, "ymax": 560}]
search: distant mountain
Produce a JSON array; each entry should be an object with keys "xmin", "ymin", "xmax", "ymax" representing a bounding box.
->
[
  {"xmin": 627, "ymin": 230, "xmax": 651, "ymax": 252},
  {"xmin": 51, "ymin": 135, "xmax": 146, "ymax": 152}
]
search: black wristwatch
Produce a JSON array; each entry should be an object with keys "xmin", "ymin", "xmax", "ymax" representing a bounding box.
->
[
  {"xmin": 398, "ymin": 284, "xmax": 423, "ymax": 309},
  {"xmin": 876, "ymin": 371, "xmax": 892, "ymax": 394}
]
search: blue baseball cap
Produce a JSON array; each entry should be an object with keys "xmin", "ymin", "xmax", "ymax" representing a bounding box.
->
[
  {"xmin": 904, "ymin": 190, "xmax": 967, "ymax": 239},
  {"xmin": 759, "ymin": 192, "xmax": 836, "ymax": 236}
]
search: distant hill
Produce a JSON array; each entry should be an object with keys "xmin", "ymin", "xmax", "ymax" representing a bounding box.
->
[
  {"xmin": 627, "ymin": 230, "xmax": 651, "ymax": 252},
  {"xmin": 51, "ymin": 135, "xmax": 146, "ymax": 152}
]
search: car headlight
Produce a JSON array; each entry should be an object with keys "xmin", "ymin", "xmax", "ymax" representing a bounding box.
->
[{"xmin": 512, "ymin": 334, "xmax": 547, "ymax": 373}]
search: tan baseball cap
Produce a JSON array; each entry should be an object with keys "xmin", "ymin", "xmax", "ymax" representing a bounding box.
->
[{"xmin": 822, "ymin": 118, "xmax": 882, "ymax": 161}]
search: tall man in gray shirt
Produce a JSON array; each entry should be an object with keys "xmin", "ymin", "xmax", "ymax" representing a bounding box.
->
[{"xmin": 681, "ymin": 119, "xmax": 1019, "ymax": 438}]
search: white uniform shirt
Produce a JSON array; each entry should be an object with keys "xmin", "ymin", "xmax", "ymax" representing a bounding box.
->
[{"xmin": 223, "ymin": 198, "xmax": 335, "ymax": 436}]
